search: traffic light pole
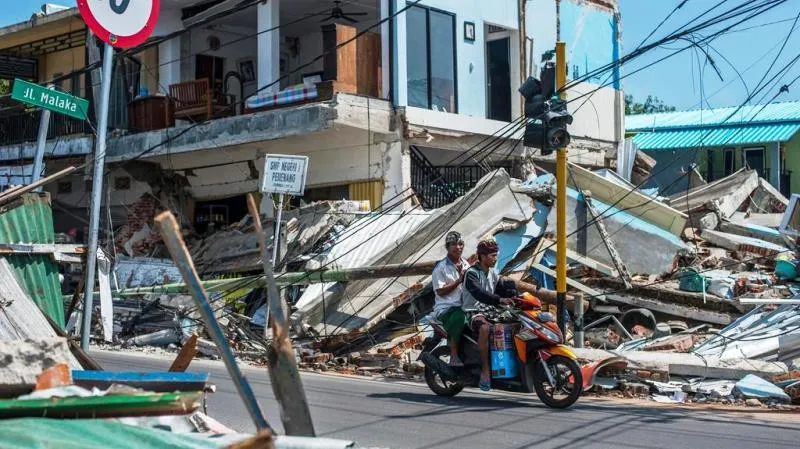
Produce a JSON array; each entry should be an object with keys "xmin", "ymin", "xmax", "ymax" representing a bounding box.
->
[{"xmin": 555, "ymin": 41, "xmax": 568, "ymax": 337}]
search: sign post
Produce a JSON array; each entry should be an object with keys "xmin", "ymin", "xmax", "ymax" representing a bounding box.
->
[
  {"xmin": 259, "ymin": 154, "xmax": 309, "ymax": 329},
  {"xmin": 255, "ymin": 154, "xmax": 315, "ymax": 436},
  {"xmin": 78, "ymin": 0, "xmax": 160, "ymax": 350}
]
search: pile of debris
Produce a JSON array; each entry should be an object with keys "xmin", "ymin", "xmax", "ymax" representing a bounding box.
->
[{"xmin": 85, "ymin": 160, "xmax": 800, "ymax": 410}]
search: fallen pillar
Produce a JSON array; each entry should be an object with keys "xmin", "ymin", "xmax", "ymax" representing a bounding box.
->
[
  {"xmin": 0, "ymin": 338, "xmax": 76, "ymax": 398},
  {"xmin": 114, "ymin": 261, "xmax": 440, "ymax": 297}
]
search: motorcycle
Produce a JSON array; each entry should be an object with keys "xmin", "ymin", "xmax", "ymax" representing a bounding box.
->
[{"xmin": 419, "ymin": 293, "xmax": 583, "ymax": 409}]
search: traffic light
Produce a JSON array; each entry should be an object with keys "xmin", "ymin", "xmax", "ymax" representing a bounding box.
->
[{"xmin": 518, "ymin": 68, "xmax": 573, "ymax": 156}]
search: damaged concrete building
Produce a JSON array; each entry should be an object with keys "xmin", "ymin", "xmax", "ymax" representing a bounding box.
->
[{"xmin": 0, "ymin": 0, "xmax": 624, "ymax": 239}]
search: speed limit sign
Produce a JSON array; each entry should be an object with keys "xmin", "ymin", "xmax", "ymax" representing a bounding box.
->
[{"xmin": 77, "ymin": 0, "xmax": 161, "ymax": 48}]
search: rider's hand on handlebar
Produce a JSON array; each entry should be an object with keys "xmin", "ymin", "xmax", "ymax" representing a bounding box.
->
[{"xmin": 500, "ymin": 298, "xmax": 516, "ymax": 307}]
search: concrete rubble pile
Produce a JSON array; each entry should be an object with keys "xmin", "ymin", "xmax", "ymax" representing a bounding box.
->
[{"xmin": 100, "ymin": 165, "xmax": 800, "ymax": 410}]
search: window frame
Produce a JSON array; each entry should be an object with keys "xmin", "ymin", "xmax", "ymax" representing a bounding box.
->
[{"xmin": 406, "ymin": 3, "xmax": 458, "ymax": 113}]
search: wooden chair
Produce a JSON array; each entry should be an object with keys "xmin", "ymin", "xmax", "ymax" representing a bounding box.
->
[{"xmin": 169, "ymin": 78, "xmax": 236, "ymax": 121}]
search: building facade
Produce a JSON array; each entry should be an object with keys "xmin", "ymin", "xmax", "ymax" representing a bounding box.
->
[
  {"xmin": 0, "ymin": 0, "xmax": 622, "ymax": 235},
  {"xmin": 626, "ymin": 101, "xmax": 800, "ymax": 197}
]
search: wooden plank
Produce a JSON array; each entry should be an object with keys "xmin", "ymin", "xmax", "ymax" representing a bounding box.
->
[
  {"xmin": 169, "ymin": 334, "xmax": 198, "ymax": 372},
  {"xmin": 584, "ymin": 195, "xmax": 633, "ymax": 288},
  {"xmin": 542, "ymin": 239, "xmax": 617, "ymax": 277},
  {"xmin": 605, "ymin": 294, "xmax": 734, "ymax": 325},
  {"xmin": 0, "ymin": 244, "xmax": 86, "ymax": 255},
  {"xmin": 532, "ymin": 263, "xmax": 605, "ymax": 298},
  {"xmin": 0, "ymin": 392, "xmax": 202, "ymax": 419},
  {"xmin": 71, "ymin": 371, "xmax": 210, "ymax": 393},
  {"xmin": 567, "ymin": 162, "xmax": 687, "ymax": 235}
]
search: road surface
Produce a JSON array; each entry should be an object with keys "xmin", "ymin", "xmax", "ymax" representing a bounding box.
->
[{"xmin": 92, "ymin": 350, "xmax": 800, "ymax": 449}]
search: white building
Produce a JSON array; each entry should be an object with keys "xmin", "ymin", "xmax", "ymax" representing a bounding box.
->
[{"xmin": 0, "ymin": 0, "xmax": 622, "ymax": 233}]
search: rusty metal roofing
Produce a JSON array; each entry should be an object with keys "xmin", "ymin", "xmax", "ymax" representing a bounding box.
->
[{"xmin": 0, "ymin": 193, "xmax": 64, "ymax": 327}]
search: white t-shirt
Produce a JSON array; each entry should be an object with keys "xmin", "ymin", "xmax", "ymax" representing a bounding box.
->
[{"xmin": 432, "ymin": 256, "xmax": 469, "ymax": 316}]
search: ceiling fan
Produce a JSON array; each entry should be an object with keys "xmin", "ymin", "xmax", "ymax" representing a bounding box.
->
[{"xmin": 320, "ymin": 1, "xmax": 368, "ymax": 23}]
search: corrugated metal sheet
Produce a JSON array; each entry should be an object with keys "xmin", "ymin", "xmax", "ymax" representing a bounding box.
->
[
  {"xmin": 0, "ymin": 258, "xmax": 81, "ymax": 368},
  {"xmin": 348, "ymin": 181, "xmax": 384, "ymax": 211},
  {"xmin": 631, "ymin": 123, "xmax": 800, "ymax": 151},
  {"xmin": 293, "ymin": 211, "xmax": 432, "ymax": 310},
  {"xmin": 626, "ymin": 100, "xmax": 800, "ymax": 131},
  {"xmin": 0, "ymin": 193, "xmax": 64, "ymax": 327}
]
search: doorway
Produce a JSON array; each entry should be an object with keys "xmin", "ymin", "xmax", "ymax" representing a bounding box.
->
[
  {"xmin": 744, "ymin": 147, "xmax": 765, "ymax": 178},
  {"xmin": 486, "ymin": 36, "xmax": 511, "ymax": 122},
  {"xmin": 196, "ymin": 54, "xmax": 225, "ymax": 92}
]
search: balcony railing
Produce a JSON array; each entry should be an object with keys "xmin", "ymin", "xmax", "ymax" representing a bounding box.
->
[{"xmin": 0, "ymin": 108, "xmax": 91, "ymax": 146}]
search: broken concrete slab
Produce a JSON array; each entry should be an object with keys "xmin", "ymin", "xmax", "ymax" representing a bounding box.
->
[
  {"xmin": 567, "ymin": 162, "xmax": 687, "ymax": 235},
  {"xmin": 749, "ymin": 178, "xmax": 789, "ymax": 214},
  {"xmin": 574, "ymin": 347, "xmax": 788, "ymax": 380},
  {"xmin": 743, "ymin": 213, "xmax": 784, "ymax": 228},
  {"xmin": 701, "ymin": 229, "xmax": 790, "ymax": 259},
  {"xmin": 735, "ymin": 374, "xmax": 791, "ymax": 401},
  {"xmin": 669, "ymin": 169, "xmax": 759, "ymax": 219},
  {"xmin": 0, "ymin": 338, "xmax": 75, "ymax": 398},
  {"xmin": 535, "ymin": 174, "xmax": 687, "ymax": 274},
  {"xmin": 719, "ymin": 220, "xmax": 786, "ymax": 246}
]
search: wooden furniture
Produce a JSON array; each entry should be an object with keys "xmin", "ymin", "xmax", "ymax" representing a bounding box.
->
[
  {"xmin": 168, "ymin": 78, "xmax": 236, "ymax": 121},
  {"xmin": 127, "ymin": 96, "xmax": 174, "ymax": 132},
  {"xmin": 321, "ymin": 24, "xmax": 382, "ymax": 97}
]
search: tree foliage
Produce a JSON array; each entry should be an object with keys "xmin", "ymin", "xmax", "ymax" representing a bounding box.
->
[{"xmin": 625, "ymin": 94, "xmax": 676, "ymax": 115}]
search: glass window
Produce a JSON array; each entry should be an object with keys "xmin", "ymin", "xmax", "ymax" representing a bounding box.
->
[
  {"xmin": 406, "ymin": 6, "xmax": 429, "ymax": 108},
  {"xmin": 405, "ymin": 6, "xmax": 457, "ymax": 112}
]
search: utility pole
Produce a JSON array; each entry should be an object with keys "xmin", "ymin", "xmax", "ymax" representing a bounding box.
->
[{"xmin": 555, "ymin": 41, "xmax": 568, "ymax": 336}]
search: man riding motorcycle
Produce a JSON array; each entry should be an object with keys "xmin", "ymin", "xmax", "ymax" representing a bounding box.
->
[
  {"xmin": 461, "ymin": 237, "xmax": 561, "ymax": 391},
  {"xmin": 430, "ymin": 231, "xmax": 470, "ymax": 367}
]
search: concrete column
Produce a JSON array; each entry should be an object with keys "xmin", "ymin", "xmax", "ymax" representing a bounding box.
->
[
  {"xmin": 382, "ymin": 140, "xmax": 412, "ymax": 211},
  {"xmin": 392, "ymin": 0, "xmax": 408, "ymax": 106},
  {"xmin": 257, "ymin": 0, "xmax": 280, "ymax": 93},
  {"xmin": 770, "ymin": 141, "xmax": 781, "ymax": 191},
  {"xmin": 158, "ymin": 38, "xmax": 181, "ymax": 94},
  {"xmin": 381, "ymin": 0, "xmax": 391, "ymax": 100}
]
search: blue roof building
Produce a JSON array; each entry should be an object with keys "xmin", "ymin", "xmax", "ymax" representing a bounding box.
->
[{"xmin": 625, "ymin": 101, "xmax": 800, "ymax": 196}]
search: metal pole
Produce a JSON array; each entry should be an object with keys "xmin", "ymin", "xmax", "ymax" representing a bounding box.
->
[
  {"xmin": 555, "ymin": 41, "xmax": 568, "ymax": 336},
  {"xmin": 272, "ymin": 193, "xmax": 284, "ymax": 265},
  {"xmin": 81, "ymin": 43, "xmax": 114, "ymax": 350},
  {"xmin": 574, "ymin": 293, "xmax": 584, "ymax": 349},
  {"xmin": 31, "ymin": 98, "xmax": 52, "ymax": 190},
  {"xmin": 155, "ymin": 211, "xmax": 272, "ymax": 432}
]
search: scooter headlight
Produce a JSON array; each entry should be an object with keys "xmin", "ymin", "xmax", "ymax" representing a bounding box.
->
[
  {"xmin": 538, "ymin": 312, "xmax": 555, "ymax": 323},
  {"xmin": 519, "ymin": 314, "xmax": 562, "ymax": 343}
]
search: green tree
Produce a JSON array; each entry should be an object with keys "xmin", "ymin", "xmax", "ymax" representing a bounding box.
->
[{"xmin": 625, "ymin": 94, "xmax": 676, "ymax": 115}]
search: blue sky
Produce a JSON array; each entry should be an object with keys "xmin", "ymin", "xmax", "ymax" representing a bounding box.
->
[{"xmin": 4, "ymin": 0, "xmax": 799, "ymax": 111}]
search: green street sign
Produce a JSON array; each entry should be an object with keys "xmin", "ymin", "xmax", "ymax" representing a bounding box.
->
[{"xmin": 11, "ymin": 78, "xmax": 89, "ymax": 120}]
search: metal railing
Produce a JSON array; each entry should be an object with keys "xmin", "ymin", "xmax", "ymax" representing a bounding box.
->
[
  {"xmin": 0, "ymin": 108, "xmax": 91, "ymax": 145},
  {"xmin": 410, "ymin": 146, "xmax": 514, "ymax": 209}
]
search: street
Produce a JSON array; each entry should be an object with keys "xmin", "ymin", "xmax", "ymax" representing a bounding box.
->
[{"xmin": 92, "ymin": 351, "xmax": 800, "ymax": 449}]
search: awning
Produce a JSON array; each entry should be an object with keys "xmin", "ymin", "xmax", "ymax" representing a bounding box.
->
[{"xmin": 631, "ymin": 123, "xmax": 800, "ymax": 151}]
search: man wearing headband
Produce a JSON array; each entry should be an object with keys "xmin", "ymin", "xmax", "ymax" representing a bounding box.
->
[
  {"xmin": 461, "ymin": 237, "xmax": 561, "ymax": 390},
  {"xmin": 431, "ymin": 231, "xmax": 470, "ymax": 366}
]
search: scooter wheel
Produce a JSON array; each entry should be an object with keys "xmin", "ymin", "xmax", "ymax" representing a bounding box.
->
[
  {"xmin": 424, "ymin": 346, "xmax": 464, "ymax": 397},
  {"xmin": 532, "ymin": 355, "xmax": 582, "ymax": 409}
]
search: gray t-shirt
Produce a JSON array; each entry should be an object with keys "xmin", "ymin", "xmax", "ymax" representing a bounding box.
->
[{"xmin": 432, "ymin": 256, "xmax": 469, "ymax": 316}]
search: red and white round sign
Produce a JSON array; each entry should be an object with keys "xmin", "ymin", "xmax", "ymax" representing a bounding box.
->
[{"xmin": 77, "ymin": 0, "xmax": 160, "ymax": 48}]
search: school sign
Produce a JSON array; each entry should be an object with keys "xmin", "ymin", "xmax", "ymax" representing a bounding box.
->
[{"xmin": 11, "ymin": 78, "xmax": 89, "ymax": 120}]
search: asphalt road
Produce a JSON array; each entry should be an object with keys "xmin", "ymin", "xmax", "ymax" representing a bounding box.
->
[{"xmin": 91, "ymin": 350, "xmax": 800, "ymax": 449}]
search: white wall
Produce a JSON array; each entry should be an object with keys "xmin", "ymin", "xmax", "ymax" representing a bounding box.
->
[
  {"xmin": 392, "ymin": 0, "xmax": 520, "ymax": 119},
  {"xmin": 45, "ymin": 166, "xmax": 151, "ymax": 208}
]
